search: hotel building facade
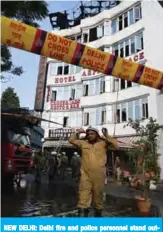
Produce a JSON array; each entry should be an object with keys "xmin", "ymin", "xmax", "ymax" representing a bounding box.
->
[{"xmin": 38, "ymin": 0, "xmax": 163, "ymax": 178}]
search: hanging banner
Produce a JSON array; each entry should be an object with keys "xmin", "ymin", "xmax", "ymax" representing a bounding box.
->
[{"xmin": 1, "ymin": 16, "xmax": 163, "ymax": 90}]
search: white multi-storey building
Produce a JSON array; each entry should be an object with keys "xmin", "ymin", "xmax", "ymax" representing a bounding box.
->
[{"xmin": 40, "ymin": 0, "xmax": 163, "ymax": 178}]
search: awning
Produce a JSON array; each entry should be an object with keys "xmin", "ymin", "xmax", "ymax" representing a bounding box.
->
[
  {"xmin": 43, "ymin": 135, "xmax": 142, "ymax": 149},
  {"xmin": 116, "ymin": 135, "xmax": 144, "ymax": 148}
]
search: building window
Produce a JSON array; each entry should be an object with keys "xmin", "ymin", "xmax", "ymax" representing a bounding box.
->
[
  {"xmin": 114, "ymin": 97, "xmax": 148, "ymax": 123},
  {"xmin": 112, "ymin": 32, "xmax": 144, "ymax": 57},
  {"xmin": 70, "ymin": 88, "xmax": 75, "ymax": 100},
  {"xmin": 50, "ymin": 63, "xmax": 57, "ymax": 76},
  {"xmin": 101, "ymin": 110, "xmax": 106, "ymax": 124},
  {"xmin": 111, "ymin": 19, "xmax": 117, "ymax": 34},
  {"xmin": 135, "ymin": 32, "xmax": 143, "ymax": 53},
  {"xmin": 120, "ymin": 79, "xmax": 126, "ymax": 90},
  {"xmin": 77, "ymin": 35, "xmax": 81, "ymax": 43},
  {"xmin": 128, "ymin": 101, "xmax": 134, "ymax": 120},
  {"xmin": 57, "ymin": 66, "xmax": 63, "ymax": 75},
  {"xmin": 124, "ymin": 12, "xmax": 128, "ymax": 28},
  {"xmin": 84, "ymin": 113, "xmax": 89, "ymax": 126},
  {"xmin": 111, "ymin": 4, "xmax": 142, "ymax": 35},
  {"xmin": 100, "ymin": 79, "xmax": 105, "ymax": 93},
  {"xmin": 89, "ymin": 27, "xmax": 98, "ymax": 42},
  {"xmin": 118, "ymin": 15, "xmax": 123, "ymax": 31},
  {"xmin": 125, "ymin": 39, "xmax": 129, "ymax": 57},
  {"xmin": 83, "ymin": 33, "xmax": 88, "ymax": 43},
  {"xmin": 116, "ymin": 105, "xmax": 120, "ymax": 123},
  {"xmin": 134, "ymin": 99, "xmax": 141, "ymax": 120},
  {"xmin": 142, "ymin": 98, "xmax": 149, "ymax": 119},
  {"xmin": 113, "ymin": 45, "xmax": 119, "ymax": 56},
  {"xmin": 97, "ymin": 25, "xmax": 103, "ymax": 38},
  {"xmin": 131, "ymin": 37, "xmax": 135, "ymax": 54},
  {"xmin": 135, "ymin": 5, "xmax": 142, "ymax": 22},
  {"xmin": 83, "ymin": 84, "xmax": 89, "ymax": 96},
  {"xmin": 51, "ymin": 90, "xmax": 57, "ymax": 101},
  {"xmin": 129, "ymin": 8, "xmax": 134, "ymax": 25},
  {"xmin": 63, "ymin": 117, "xmax": 68, "ymax": 127},
  {"xmin": 127, "ymin": 81, "xmax": 132, "ymax": 88},
  {"xmin": 64, "ymin": 65, "xmax": 69, "ymax": 75},
  {"xmin": 113, "ymin": 78, "xmax": 119, "ymax": 92},
  {"xmin": 121, "ymin": 103, "xmax": 127, "ymax": 122},
  {"xmin": 120, "ymin": 42, "xmax": 124, "ymax": 57}
]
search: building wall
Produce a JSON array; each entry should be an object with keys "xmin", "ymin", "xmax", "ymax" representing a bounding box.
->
[{"xmin": 41, "ymin": 0, "xmax": 163, "ymax": 178}]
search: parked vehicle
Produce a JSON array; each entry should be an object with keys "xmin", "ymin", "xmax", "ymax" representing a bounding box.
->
[{"xmin": 1, "ymin": 108, "xmax": 40, "ymax": 185}]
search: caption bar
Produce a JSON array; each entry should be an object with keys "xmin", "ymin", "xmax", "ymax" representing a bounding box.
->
[{"xmin": 1, "ymin": 218, "xmax": 162, "ymax": 232}]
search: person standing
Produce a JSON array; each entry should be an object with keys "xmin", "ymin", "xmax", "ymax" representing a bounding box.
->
[
  {"xmin": 114, "ymin": 156, "xmax": 121, "ymax": 181},
  {"xmin": 71, "ymin": 152, "xmax": 81, "ymax": 180},
  {"xmin": 69, "ymin": 126, "xmax": 118, "ymax": 217},
  {"xmin": 60, "ymin": 152, "xmax": 69, "ymax": 180}
]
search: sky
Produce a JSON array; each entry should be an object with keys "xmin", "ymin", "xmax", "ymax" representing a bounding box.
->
[{"xmin": 1, "ymin": 1, "xmax": 79, "ymax": 109}]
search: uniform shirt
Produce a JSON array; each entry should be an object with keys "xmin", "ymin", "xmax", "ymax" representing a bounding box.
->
[{"xmin": 69, "ymin": 134, "xmax": 118, "ymax": 172}]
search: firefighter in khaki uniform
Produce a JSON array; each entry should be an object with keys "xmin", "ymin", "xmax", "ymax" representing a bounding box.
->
[{"xmin": 69, "ymin": 126, "xmax": 118, "ymax": 217}]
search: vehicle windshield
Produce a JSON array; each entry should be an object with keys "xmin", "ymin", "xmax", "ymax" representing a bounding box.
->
[{"xmin": 8, "ymin": 130, "xmax": 31, "ymax": 147}]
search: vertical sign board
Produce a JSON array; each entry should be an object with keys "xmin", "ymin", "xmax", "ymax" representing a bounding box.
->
[{"xmin": 34, "ymin": 56, "xmax": 47, "ymax": 111}]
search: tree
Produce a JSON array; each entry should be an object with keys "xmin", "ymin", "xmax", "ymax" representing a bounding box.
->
[
  {"xmin": 1, "ymin": 1, "xmax": 49, "ymax": 81},
  {"xmin": 1, "ymin": 87, "xmax": 20, "ymax": 108}
]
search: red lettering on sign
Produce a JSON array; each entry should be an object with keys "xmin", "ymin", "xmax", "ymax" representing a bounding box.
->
[
  {"xmin": 134, "ymin": 55, "xmax": 138, "ymax": 62},
  {"xmin": 48, "ymin": 34, "xmax": 58, "ymax": 42},
  {"xmin": 50, "ymin": 51, "xmax": 64, "ymax": 60},
  {"xmin": 82, "ymin": 70, "xmax": 99, "ymax": 77},
  {"xmin": 53, "ymin": 76, "xmax": 76, "ymax": 84},
  {"xmin": 64, "ymin": 77, "xmax": 68, "ymax": 83},
  {"xmin": 81, "ymin": 58, "xmax": 105, "ymax": 71},
  {"xmin": 82, "ymin": 71, "xmax": 86, "ymax": 76},
  {"xmin": 87, "ymin": 49, "xmax": 105, "ymax": 61},
  {"xmin": 55, "ymin": 78, "xmax": 59, "ymax": 83},
  {"xmin": 48, "ymin": 43, "xmax": 69, "ymax": 54},
  {"xmin": 59, "ymin": 37, "xmax": 72, "ymax": 47},
  {"xmin": 51, "ymin": 100, "xmax": 80, "ymax": 110},
  {"xmin": 128, "ymin": 51, "xmax": 144, "ymax": 62}
]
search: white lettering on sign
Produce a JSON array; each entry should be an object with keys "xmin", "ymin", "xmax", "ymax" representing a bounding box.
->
[
  {"xmin": 128, "ymin": 51, "xmax": 144, "ymax": 62},
  {"xmin": 51, "ymin": 99, "xmax": 80, "ymax": 110},
  {"xmin": 53, "ymin": 76, "xmax": 76, "ymax": 84}
]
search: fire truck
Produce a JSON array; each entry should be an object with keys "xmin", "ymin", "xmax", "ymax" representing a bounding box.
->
[{"xmin": 1, "ymin": 108, "xmax": 42, "ymax": 185}]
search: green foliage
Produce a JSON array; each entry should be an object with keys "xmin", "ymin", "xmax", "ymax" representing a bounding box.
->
[
  {"xmin": 1, "ymin": 1, "xmax": 49, "ymax": 81},
  {"xmin": 1, "ymin": 45, "xmax": 23, "ymax": 81},
  {"xmin": 125, "ymin": 117, "xmax": 163, "ymax": 176},
  {"xmin": 125, "ymin": 118, "xmax": 163, "ymax": 198},
  {"xmin": 1, "ymin": 87, "xmax": 20, "ymax": 108}
]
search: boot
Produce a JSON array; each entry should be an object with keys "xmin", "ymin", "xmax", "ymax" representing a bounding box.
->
[
  {"xmin": 94, "ymin": 209, "xmax": 102, "ymax": 217},
  {"xmin": 78, "ymin": 208, "xmax": 89, "ymax": 217}
]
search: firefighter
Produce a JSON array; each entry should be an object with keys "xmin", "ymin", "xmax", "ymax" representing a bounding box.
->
[
  {"xmin": 60, "ymin": 152, "xmax": 69, "ymax": 180},
  {"xmin": 69, "ymin": 126, "xmax": 118, "ymax": 217},
  {"xmin": 71, "ymin": 152, "xmax": 81, "ymax": 180},
  {"xmin": 48, "ymin": 151, "xmax": 58, "ymax": 180}
]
